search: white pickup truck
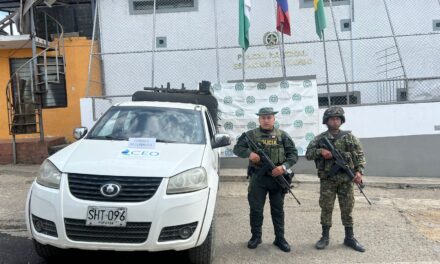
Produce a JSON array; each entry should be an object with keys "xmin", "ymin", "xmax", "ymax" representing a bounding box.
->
[{"xmin": 25, "ymin": 90, "xmax": 230, "ymax": 264}]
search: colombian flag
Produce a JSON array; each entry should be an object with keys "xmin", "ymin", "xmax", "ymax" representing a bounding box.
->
[
  {"xmin": 239, "ymin": 0, "xmax": 251, "ymax": 50},
  {"xmin": 276, "ymin": 0, "xmax": 291, "ymax": 36}
]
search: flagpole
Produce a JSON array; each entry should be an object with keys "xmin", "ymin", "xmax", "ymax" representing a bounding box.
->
[
  {"xmin": 279, "ymin": 24, "xmax": 287, "ymax": 80},
  {"xmin": 213, "ymin": 0, "xmax": 221, "ymax": 84},
  {"xmin": 328, "ymin": 0, "xmax": 349, "ymax": 104},
  {"xmin": 242, "ymin": 49, "xmax": 246, "ymax": 82},
  {"xmin": 322, "ymin": 31, "xmax": 331, "ymax": 106},
  {"xmin": 151, "ymin": 0, "xmax": 157, "ymax": 88}
]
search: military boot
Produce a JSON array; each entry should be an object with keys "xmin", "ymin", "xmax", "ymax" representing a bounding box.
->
[
  {"xmin": 315, "ymin": 225, "xmax": 330, "ymax": 249},
  {"xmin": 273, "ymin": 237, "xmax": 291, "ymax": 252},
  {"xmin": 344, "ymin": 226, "xmax": 365, "ymax": 252},
  {"xmin": 247, "ymin": 235, "xmax": 262, "ymax": 249}
]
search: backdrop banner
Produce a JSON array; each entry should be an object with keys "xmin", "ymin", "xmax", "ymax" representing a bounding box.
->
[{"xmin": 212, "ymin": 80, "xmax": 319, "ymax": 157}]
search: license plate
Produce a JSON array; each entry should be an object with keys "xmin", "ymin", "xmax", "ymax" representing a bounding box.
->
[{"xmin": 86, "ymin": 207, "xmax": 127, "ymax": 227}]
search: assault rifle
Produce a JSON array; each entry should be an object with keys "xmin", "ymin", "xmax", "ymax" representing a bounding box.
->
[
  {"xmin": 318, "ymin": 137, "xmax": 372, "ymax": 205},
  {"xmin": 243, "ymin": 133, "xmax": 301, "ymax": 205}
]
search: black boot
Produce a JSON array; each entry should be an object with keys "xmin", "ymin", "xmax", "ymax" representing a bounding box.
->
[
  {"xmin": 344, "ymin": 227, "xmax": 365, "ymax": 252},
  {"xmin": 247, "ymin": 235, "xmax": 262, "ymax": 249},
  {"xmin": 273, "ymin": 237, "xmax": 291, "ymax": 252},
  {"xmin": 315, "ymin": 225, "xmax": 330, "ymax": 249}
]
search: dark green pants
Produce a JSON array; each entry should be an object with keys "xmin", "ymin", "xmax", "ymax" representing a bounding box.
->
[
  {"xmin": 248, "ymin": 173, "xmax": 285, "ymax": 238},
  {"xmin": 319, "ymin": 174, "xmax": 355, "ymax": 227}
]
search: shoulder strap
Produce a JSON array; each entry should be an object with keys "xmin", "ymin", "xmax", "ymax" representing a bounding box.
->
[
  {"xmin": 251, "ymin": 128, "xmax": 257, "ymax": 142},
  {"xmin": 276, "ymin": 129, "xmax": 286, "ymax": 143},
  {"xmin": 246, "ymin": 129, "xmax": 258, "ymax": 150}
]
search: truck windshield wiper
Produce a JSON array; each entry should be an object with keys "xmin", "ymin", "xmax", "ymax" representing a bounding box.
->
[
  {"xmin": 89, "ymin": 136, "xmax": 175, "ymax": 142},
  {"xmin": 104, "ymin": 135, "xmax": 127, "ymax": 140},
  {"xmin": 156, "ymin": 139, "xmax": 178, "ymax": 143}
]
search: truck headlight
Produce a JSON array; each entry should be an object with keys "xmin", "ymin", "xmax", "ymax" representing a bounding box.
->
[
  {"xmin": 36, "ymin": 160, "xmax": 62, "ymax": 189},
  {"xmin": 167, "ymin": 168, "xmax": 207, "ymax": 194}
]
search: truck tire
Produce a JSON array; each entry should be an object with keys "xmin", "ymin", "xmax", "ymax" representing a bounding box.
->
[
  {"xmin": 33, "ymin": 239, "xmax": 62, "ymax": 259},
  {"xmin": 188, "ymin": 221, "xmax": 215, "ymax": 264}
]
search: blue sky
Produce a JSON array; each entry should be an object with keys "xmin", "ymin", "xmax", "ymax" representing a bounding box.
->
[{"xmin": 0, "ymin": 11, "xmax": 18, "ymax": 34}]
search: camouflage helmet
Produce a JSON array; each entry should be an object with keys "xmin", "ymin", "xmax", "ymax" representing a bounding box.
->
[{"xmin": 322, "ymin": 106, "xmax": 345, "ymax": 124}]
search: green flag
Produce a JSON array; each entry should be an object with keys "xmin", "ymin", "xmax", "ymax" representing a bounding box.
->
[
  {"xmin": 314, "ymin": 0, "xmax": 327, "ymax": 39},
  {"xmin": 239, "ymin": 0, "xmax": 251, "ymax": 50}
]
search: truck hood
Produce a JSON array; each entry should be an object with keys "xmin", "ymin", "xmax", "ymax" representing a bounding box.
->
[{"xmin": 49, "ymin": 139, "xmax": 206, "ymax": 177}]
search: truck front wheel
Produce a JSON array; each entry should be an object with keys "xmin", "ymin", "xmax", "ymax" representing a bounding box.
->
[{"xmin": 188, "ymin": 221, "xmax": 215, "ymax": 264}]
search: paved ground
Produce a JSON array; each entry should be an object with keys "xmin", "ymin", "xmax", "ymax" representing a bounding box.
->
[
  {"xmin": 215, "ymin": 182, "xmax": 440, "ymax": 264},
  {"xmin": 0, "ymin": 165, "xmax": 439, "ymax": 263}
]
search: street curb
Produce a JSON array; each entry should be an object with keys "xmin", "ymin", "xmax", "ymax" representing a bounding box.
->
[
  {"xmin": 219, "ymin": 175, "xmax": 440, "ymax": 189},
  {"xmin": 2, "ymin": 166, "xmax": 439, "ymax": 189},
  {"xmin": 362, "ymin": 182, "xmax": 440, "ymax": 189}
]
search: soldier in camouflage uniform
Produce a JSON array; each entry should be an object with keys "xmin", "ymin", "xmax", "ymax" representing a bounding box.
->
[
  {"xmin": 233, "ymin": 107, "xmax": 298, "ymax": 253},
  {"xmin": 306, "ymin": 106, "xmax": 366, "ymax": 252}
]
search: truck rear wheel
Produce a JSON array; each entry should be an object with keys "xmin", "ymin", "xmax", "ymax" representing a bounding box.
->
[{"xmin": 188, "ymin": 221, "xmax": 215, "ymax": 264}]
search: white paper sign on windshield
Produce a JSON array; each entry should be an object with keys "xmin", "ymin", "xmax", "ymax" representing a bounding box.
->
[{"xmin": 128, "ymin": 138, "xmax": 156, "ymax": 149}]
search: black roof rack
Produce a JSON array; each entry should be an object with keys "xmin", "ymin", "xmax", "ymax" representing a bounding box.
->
[{"xmin": 132, "ymin": 81, "xmax": 218, "ymax": 126}]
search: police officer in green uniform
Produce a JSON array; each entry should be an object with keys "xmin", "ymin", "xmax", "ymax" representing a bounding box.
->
[
  {"xmin": 233, "ymin": 107, "xmax": 298, "ymax": 252},
  {"xmin": 306, "ymin": 106, "xmax": 366, "ymax": 252}
]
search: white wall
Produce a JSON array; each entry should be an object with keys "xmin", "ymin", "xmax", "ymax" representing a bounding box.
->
[
  {"xmin": 316, "ymin": 102, "xmax": 440, "ymax": 138},
  {"xmin": 80, "ymin": 98, "xmax": 114, "ymax": 129},
  {"xmin": 80, "ymin": 97, "xmax": 440, "ymax": 139},
  {"xmin": 97, "ymin": 0, "xmax": 440, "ymax": 101},
  {"xmin": 80, "ymin": 98, "xmax": 95, "ymax": 129}
]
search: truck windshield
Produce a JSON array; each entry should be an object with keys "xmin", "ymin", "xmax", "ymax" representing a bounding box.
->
[{"xmin": 87, "ymin": 106, "xmax": 206, "ymax": 144}]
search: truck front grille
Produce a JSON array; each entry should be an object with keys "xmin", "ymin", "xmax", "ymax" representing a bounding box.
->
[
  {"xmin": 64, "ymin": 218, "xmax": 151, "ymax": 243},
  {"xmin": 68, "ymin": 173, "xmax": 162, "ymax": 202}
]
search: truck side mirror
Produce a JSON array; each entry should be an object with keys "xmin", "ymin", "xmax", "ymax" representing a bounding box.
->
[
  {"xmin": 212, "ymin": 134, "xmax": 231, "ymax": 149},
  {"xmin": 73, "ymin": 127, "xmax": 88, "ymax": 140}
]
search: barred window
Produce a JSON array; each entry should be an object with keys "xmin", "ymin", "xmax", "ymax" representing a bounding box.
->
[
  {"xmin": 129, "ymin": 0, "xmax": 197, "ymax": 14},
  {"xmin": 318, "ymin": 91, "xmax": 360, "ymax": 107}
]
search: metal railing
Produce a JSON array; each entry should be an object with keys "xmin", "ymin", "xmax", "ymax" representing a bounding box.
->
[
  {"xmin": 5, "ymin": 10, "xmax": 65, "ymax": 163},
  {"xmin": 85, "ymin": 0, "xmax": 440, "ymax": 108}
]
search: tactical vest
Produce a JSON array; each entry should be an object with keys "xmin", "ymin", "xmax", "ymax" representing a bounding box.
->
[
  {"xmin": 251, "ymin": 128, "xmax": 285, "ymax": 166},
  {"xmin": 316, "ymin": 131, "xmax": 356, "ymax": 178}
]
